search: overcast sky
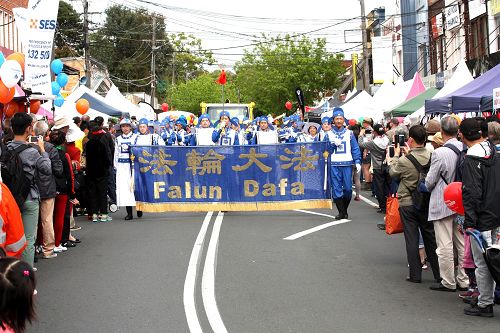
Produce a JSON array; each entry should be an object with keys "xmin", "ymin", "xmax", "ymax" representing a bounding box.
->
[{"xmin": 71, "ymin": 0, "xmax": 398, "ymax": 70}]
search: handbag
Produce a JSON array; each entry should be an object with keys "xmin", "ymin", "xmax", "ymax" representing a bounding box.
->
[{"xmin": 385, "ymin": 195, "xmax": 403, "ymax": 235}]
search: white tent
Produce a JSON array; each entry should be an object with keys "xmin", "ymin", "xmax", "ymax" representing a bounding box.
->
[
  {"xmin": 407, "ymin": 60, "xmax": 474, "ymax": 124},
  {"xmin": 371, "ymin": 80, "xmax": 398, "ymax": 122},
  {"xmin": 323, "ymin": 90, "xmax": 376, "ymax": 121},
  {"xmin": 105, "ymin": 85, "xmax": 154, "ymax": 120}
]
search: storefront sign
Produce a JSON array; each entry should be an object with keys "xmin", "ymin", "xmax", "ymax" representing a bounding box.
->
[
  {"xmin": 431, "ymin": 14, "xmax": 444, "ymax": 39},
  {"xmin": 493, "ymin": 87, "xmax": 500, "ymax": 110},
  {"xmin": 445, "ymin": 4, "xmax": 460, "ymax": 30},
  {"xmin": 469, "ymin": 0, "xmax": 487, "ymax": 20},
  {"xmin": 491, "ymin": 0, "xmax": 500, "ymax": 16}
]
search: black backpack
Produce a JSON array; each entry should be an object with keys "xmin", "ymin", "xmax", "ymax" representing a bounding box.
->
[
  {"xmin": 407, "ymin": 154, "xmax": 431, "ymax": 211},
  {"xmin": 442, "ymin": 143, "xmax": 467, "ymax": 183},
  {"xmin": 0, "ymin": 144, "xmax": 32, "ymax": 208}
]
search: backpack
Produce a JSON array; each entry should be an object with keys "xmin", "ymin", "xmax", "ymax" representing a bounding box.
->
[
  {"xmin": 442, "ymin": 143, "xmax": 467, "ymax": 183},
  {"xmin": 407, "ymin": 154, "xmax": 431, "ymax": 211},
  {"xmin": 0, "ymin": 144, "xmax": 32, "ymax": 208}
]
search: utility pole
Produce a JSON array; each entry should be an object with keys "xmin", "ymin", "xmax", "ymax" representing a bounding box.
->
[
  {"xmin": 150, "ymin": 15, "xmax": 157, "ymax": 108},
  {"xmin": 360, "ymin": 0, "xmax": 370, "ymax": 92},
  {"xmin": 171, "ymin": 52, "xmax": 175, "ymax": 86},
  {"xmin": 83, "ymin": 0, "xmax": 91, "ymax": 88}
]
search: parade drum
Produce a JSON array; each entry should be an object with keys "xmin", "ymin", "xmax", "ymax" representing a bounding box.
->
[
  {"xmin": 256, "ymin": 131, "xmax": 278, "ymax": 144},
  {"xmin": 196, "ymin": 127, "xmax": 216, "ymax": 146}
]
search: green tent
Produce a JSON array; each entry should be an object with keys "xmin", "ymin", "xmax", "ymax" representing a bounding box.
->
[{"xmin": 386, "ymin": 88, "xmax": 440, "ymax": 117}]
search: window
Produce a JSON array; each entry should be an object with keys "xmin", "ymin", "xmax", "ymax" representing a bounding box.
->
[{"xmin": 469, "ymin": 14, "xmax": 488, "ymax": 58}]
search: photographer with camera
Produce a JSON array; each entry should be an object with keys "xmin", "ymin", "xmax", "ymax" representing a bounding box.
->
[{"xmin": 358, "ymin": 124, "xmax": 390, "ymax": 214}]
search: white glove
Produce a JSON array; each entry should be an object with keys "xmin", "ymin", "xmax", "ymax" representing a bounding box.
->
[
  {"xmin": 355, "ymin": 163, "xmax": 361, "ymax": 173},
  {"xmin": 333, "ymin": 138, "xmax": 342, "ymax": 146}
]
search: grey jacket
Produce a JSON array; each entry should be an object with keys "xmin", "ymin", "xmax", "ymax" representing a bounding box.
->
[
  {"xmin": 6, "ymin": 140, "xmax": 52, "ymax": 202},
  {"xmin": 37, "ymin": 142, "xmax": 63, "ymax": 199},
  {"xmin": 424, "ymin": 138, "xmax": 463, "ymax": 221},
  {"xmin": 389, "ymin": 147, "xmax": 431, "ymax": 207},
  {"xmin": 358, "ymin": 134, "xmax": 389, "ymax": 170}
]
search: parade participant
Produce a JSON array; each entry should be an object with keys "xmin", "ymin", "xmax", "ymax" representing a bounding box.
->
[
  {"xmin": 189, "ymin": 114, "xmax": 215, "ymax": 146},
  {"xmin": 323, "ymin": 108, "xmax": 361, "ymax": 220},
  {"xmin": 212, "ymin": 111, "xmax": 239, "ymax": 145},
  {"xmin": 247, "ymin": 116, "xmax": 278, "ymax": 144},
  {"xmin": 319, "ymin": 116, "xmax": 333, "ymax": 140},
  {"xmin": 278, "ymin": 116, "xmax": 298, "ymax": 143},
  {"xmin": 0, "ymin": 256, "xmax": 37, "ymax": 333},
  {"xmin": 230, "ymin": 117, "xmax": 247, "ymax": 146},
  {"xmin": 159, "ymin": 118, "xmax": 174, "ymax": 145},
  {"xmin": 133, "ymin": 118, "xmax": 165, "ymax": 146},
  {"xmin": 114, "ymin": 119, "xmax": 139, "ymax": 220},
  {"xmin": 298, "ymin": 122, "xmax": 320, "ymax": 142},
  {"xmin": 171, "ymin": 119, "xmax": 187, "ymax": 146}
]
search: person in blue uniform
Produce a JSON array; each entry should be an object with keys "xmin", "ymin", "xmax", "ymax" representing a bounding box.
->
[
  {"xmin": 323, "ymin": 108, "xmax": 361, "ymax": 219},
  {"xmin": 212, "ymin": 111, "xmax": 239, "ymax": 145}
]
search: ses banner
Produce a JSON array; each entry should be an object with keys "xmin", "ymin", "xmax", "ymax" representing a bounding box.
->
[
  {"xmin": 131, "ymin": 142, "xmax": 332, "ymax": 212},
  {"xmin": 24, "ymin": 0, "xmax": 60, "ymax": 96}
]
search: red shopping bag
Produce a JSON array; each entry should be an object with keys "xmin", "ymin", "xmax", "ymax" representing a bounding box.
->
[{"xmin": 385, "ymin": 196, "xmax": 403, "ymax": 235}]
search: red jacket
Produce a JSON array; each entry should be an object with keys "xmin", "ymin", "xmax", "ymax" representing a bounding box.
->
[
  {"xmin": 65, "ymin": 142, "xmax": 81, "ymax": 171},
  {"xmin": 0, "ymin": 183, "xmax": 26, "ymax": 257}
]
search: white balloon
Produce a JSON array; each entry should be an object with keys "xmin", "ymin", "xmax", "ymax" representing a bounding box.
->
[{"xmin": 0, "ymin": 60, "xmax": 23, "ymax": 88}]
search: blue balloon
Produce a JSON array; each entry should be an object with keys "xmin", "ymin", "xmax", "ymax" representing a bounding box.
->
[
  {"xmin": 51, "ymin": 81, "xmax": 61, "ymax": 95},
  {"xmin": 0, "ymin": 52, "xmax": 5, "ymax": 67},
  {"xmin": 54, "ymin": 95, "xmax": 65, "ymax": 107},
  {"xmin": 56, "ymin": 73, "xmax": 69, "ymax": 88},
  {"xmin": 51, "ymin": 59, "xmax": 64, "ymax": 75}
]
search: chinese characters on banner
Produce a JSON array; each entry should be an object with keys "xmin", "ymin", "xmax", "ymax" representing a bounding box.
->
[
  {"xmin": 131, "ymin": 142, "xmax": 332, "ymax": 212},
  {"xmin": 23, "ymin": 0, "xmax": 60, "ymax": 95}
]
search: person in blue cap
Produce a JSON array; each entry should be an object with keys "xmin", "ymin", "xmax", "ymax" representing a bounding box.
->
[
  {"xmin": 247, "ymin": 116, "xmax": 278, "ymax": 144},
  {"xmin": 189, "ymin": 114, "xmax": 216, "ymax": 146},
  {"xmin": 170, "ymin": 119, "xmax": 187, "ymax": 145},
  {"xmin": 319, "ymin": 116, "xmax": 333, "ymax": 140},
  {"xmin": 212, "ymin": 110, "xmax": 239, "ymax": 145},
  {"xmin": 230, "ymin": 117, "xmax": 247, "ymax": 145},
  {"xmin": 114, "ymin": 118, "xmax": 139, "ymax": 220},
  {"xmin": 133, "ymin": 118, "xmax": 165, "ymax": 146},
  {"xmin": 323, "ymin": 108, "xmax": 361, "ymax": 219},
  {"xmin": 159, "ymin": 117, "xmax": 175, "ymax": 145}
]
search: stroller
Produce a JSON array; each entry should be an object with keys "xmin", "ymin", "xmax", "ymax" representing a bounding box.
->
[{"xmin": 466, "ymin": 229, "xmax": 500, "ymax": 285}]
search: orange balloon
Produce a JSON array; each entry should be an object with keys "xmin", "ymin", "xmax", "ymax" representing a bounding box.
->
[
  {"xmin": 6, "ymin": 52, "xmax": 25, "ymax": 73},
  {"xmin": 76, "ymin": 98, "xmax": 89, "ymax": 115},
  {"xmin": 4, "ymin": 101, "xmax": 19, "ymax": 118},
  {"xmin": 0, "ymin": 80, "xmax": 15, "ymax": 104},
  {"xmin": 30, "ymin": 100, "xmax": 41, "ymax": 114}
]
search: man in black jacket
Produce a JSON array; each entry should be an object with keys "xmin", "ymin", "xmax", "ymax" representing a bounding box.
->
[
  {"xmin": 86, "ymin": 121, "xmax": 112, "ymax": 222},
  {"xmin": 461, "ymin": 118, "xmax": 500, "ymax": 317}
]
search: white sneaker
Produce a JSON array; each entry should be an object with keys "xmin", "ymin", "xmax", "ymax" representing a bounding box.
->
[
  {"xmin": 53, "ymin": 245, "xmax": 68, "ymax": 253},
  {"xmin": 42, "ymin": 253, "xmax": 58, "ymax": 259}
]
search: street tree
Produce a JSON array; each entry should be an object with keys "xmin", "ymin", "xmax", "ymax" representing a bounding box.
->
[
  {"xmin": 54, "ymin": 1, "xmax": 84, "ymax": 58},
  {"xmin": 234, "ymin": 35, "xmax": 345, "ymax": 115}
]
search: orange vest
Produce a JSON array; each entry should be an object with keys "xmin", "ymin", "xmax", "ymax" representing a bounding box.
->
[{"xmin": 0, "ymin": 183, "xmax": 26, "ymax": 257}]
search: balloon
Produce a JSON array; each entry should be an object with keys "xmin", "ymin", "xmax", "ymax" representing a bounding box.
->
[
  {"xmin": 51, "ymin": 59, "xmax": 64, "ymax": 75},
  {"xmin": 0, "ymin": 60, "xmax": 23, "ymax": 88},
  {"xmin": 0, "ymin": 79, "xmax": 15, "ymax": 104},
  {"xmin": 51, "ymin": 81, "xmax": 61, "ymax": 95},
  {"xmin": 5, "ymin": 53, "xmax": 25, "ymax": 73},
  {"xmin": 56, "ymin": 73, "xmax": 69, "ymax": 88},
  {"xmin": 443, "ymin": 182, "xmax": 464, "ymax": 215},
  {"xmin": 0, "ymin": 52, "xmax": 5, "ymax": 67},
  {"xmin": 161, "ymin": 103, "xmax": 169, "ymax": 112},
  {"xmin": 285, "ymin": 101, "xmax": 292, "ymax": 110},
  {"xmin": 76, "ymin": 98, "xmax": 89, "ymax": 115},
  {"xmin": 54, "ymin": 95, "xmax": 65, "ymax": 107},
  {"xmin": 4, "ymin": 101, "xmax": 19, "ymax": 118},
  {"xmin": 30, "ymin": 100, "xmax": 41, "ymax": 114},
  {"xmin": 348, "ymin": 119, "xmax": 357, "ymax": 126}
]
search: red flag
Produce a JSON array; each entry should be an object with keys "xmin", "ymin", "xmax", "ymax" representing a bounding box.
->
[{"xmin": 217, "ymin": 69, "xmax": 227, "ymax": 85}]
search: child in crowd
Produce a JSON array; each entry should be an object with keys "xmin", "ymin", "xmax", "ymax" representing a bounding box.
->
[{"xmin": 0, "ymin": 248, "xmax": 37, "ymax": 333}]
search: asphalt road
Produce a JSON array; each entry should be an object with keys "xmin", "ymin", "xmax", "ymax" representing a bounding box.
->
[{"xmin": 29, "ymin": 193, "xmax": 500, "ymax": 333}]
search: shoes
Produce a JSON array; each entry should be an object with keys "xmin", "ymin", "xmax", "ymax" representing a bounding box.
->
[
  {"xmin": 354, "ymin": 196, "xmax": 361, "ymax": 201},
  {"xmin": 406, "ymin": 276, "xmax": 422, "ymax": 283},
  {"xmin": 100, "ymin": 215, "xmax": 113, "ymax": 222},
  {"xmin": 69, "ymin": 237, "xmax": 81, "ymax": 243},
  {"xmin": 429, "ymin": 283, "xmax": 456, "ymax": 292},
  {"xmin": 53, "ymin": 245, "xmax": 67, "ymax": 253},
  {"xmin": 464, "ymin": 304, "xmax": 494, "ymax": 317},
  {"xmin": 377, "ymin": 223, "xmax": 386, "ymax": 230},
  {"xmin": 42, "ymin": 253, "xmax": 57, "ymax": 259},
  {"xmin": 62, "ymin": 241, "xmax": 77, "ymax": 248},
  {"xmin": 457, "ymin": 285, "xmax": 469, "ymax": 292},
  {"xmin": 125, "ymin": 215, "xmax": 133, "ymax": 221},
  {"xmin": 137, "ymin": 211, "xmax": 143, "ymax": 218},
  {"xmin": 92, "ymin": 214, "xmax": 99, "ymax": 222},
  {"xmin": 459, "ymin": 289, "xmax": 478, "ymax": 299},
  {"xmin": 70, "ymin": 225, "xmax": 82, "ymax": 231},
  {"xmin": 33, "ymin": 267, "xmax": 37, "ymax": 272}
]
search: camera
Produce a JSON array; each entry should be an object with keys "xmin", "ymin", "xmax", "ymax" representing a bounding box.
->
[
  {"xmin": 365, "ymin": 129, "xmax": 372, "ymax": 134},
  {"xmin": 28, "ymin": 135, "xmax": 40, "ymax": 143}
]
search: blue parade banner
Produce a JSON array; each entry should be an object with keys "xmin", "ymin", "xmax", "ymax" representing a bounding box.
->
[{"xmin": 131, "ymin": 142, "xmax": 332, "ymax": 212}]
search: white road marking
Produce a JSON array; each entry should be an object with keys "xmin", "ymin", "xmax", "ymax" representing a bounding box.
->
[
  {"xmin": 294, "ymin": 209, "xmax": 337, "ymax": 219},
  {"xmin": 283, "ymin": 219, "xmax": 351, "ymax": 240},
  {"xmin": 202, "ymin": 211, "xmax": 228, "ymax": 333},
  {"xmin": 183, "ymin": 211, "xmax": 213, "ymax": 333},
  {"xmin": 357, "ymin": 194, "xmax": 379, "ymax": 208}
]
